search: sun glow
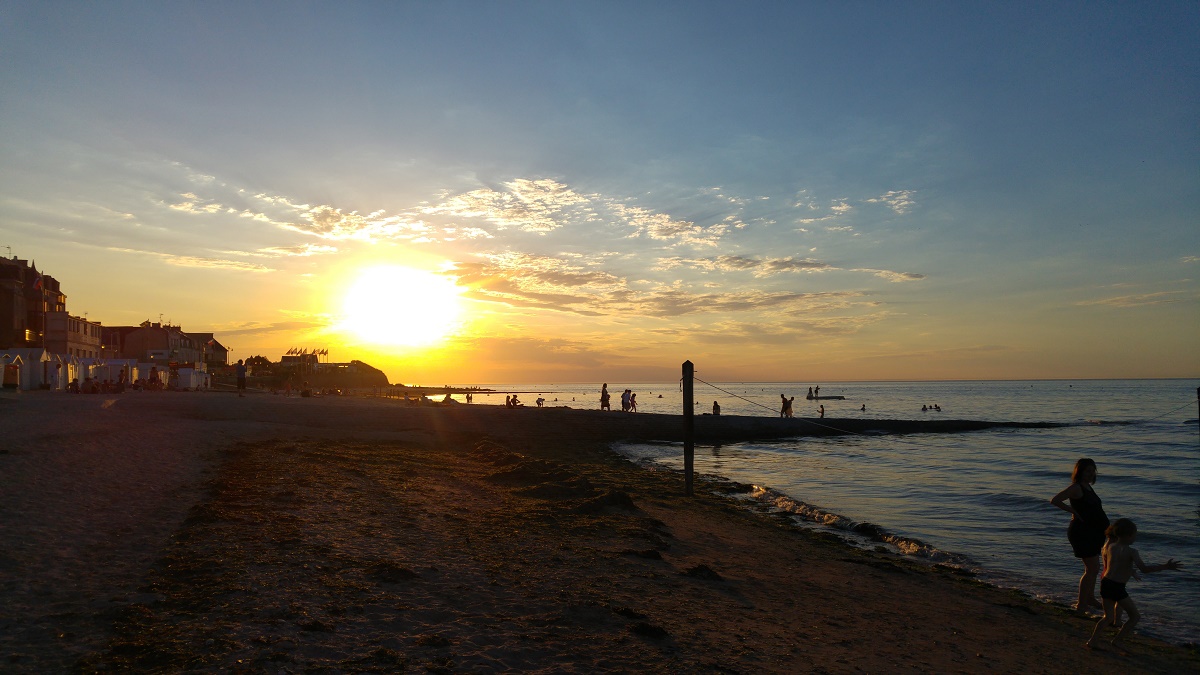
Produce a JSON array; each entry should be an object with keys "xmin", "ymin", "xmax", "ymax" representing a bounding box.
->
[{"xmin": 340, "ymin": 266, "xmax": 463, "ymax": 347}]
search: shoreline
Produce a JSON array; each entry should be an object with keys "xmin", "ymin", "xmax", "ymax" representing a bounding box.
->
[{"xmin": 2, "ymin": 392, "xmax": 1196, "ymax": 672}]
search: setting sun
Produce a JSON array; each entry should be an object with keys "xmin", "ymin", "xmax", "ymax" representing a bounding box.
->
[{"xmin": 339, "ymin": 266, "xmax": 463, "ymax": 347}]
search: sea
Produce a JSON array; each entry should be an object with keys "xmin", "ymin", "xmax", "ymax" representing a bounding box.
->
[{"xmin": 455, "ymin": 379, "xmax": 1200, "ymax": 645}]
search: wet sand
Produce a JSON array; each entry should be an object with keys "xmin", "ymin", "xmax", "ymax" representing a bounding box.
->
[{"xmin": 1, "ymin": 391, "xmax": 1195, "ymax": 673}]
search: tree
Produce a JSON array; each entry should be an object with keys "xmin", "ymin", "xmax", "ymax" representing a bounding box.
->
[{"xmin": 244, "ymin": 355, "xmax": 272, "ymax": 367}]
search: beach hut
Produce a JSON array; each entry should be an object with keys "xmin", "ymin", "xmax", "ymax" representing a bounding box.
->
[
  {"xmin": 58, "ymin": 353, "xmax": 82, "ymax": 391},
  {"xmin": 77, "ymin": 357, "xmax": 104, "ymax": 385},
  {"xmin": 87, "ymin": 358, "xmax": 137, "ymax": 388},
  {"xmin": 2, "ymin": 348, "xmax": 52, "ymax": 390},
  {"xmin": 45, "ymin": 353, "xmax": 71, "ymax": 391},
  {"xmin": 176, "ymin": 366, "xmax": 208, "ymax": 390},
  {"xmin": 1, "ymin": 353, "xmax": 23, "ymax": 390}
]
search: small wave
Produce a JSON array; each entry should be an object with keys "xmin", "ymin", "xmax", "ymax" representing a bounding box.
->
[{"xmin": 740, "ymin": 484, "xmax": 975, "ymax": 567}]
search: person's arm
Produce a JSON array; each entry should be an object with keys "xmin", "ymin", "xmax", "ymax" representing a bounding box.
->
[
  {"xmin": 1133, "ymin": 550, "xmax": 1182, "ymax": 574},
  {"xmin": 1050, "ymin": 483, "xmax": 1082, "ymax": 515}
]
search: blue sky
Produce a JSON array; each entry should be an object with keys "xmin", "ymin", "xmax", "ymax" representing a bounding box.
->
[{"xmin": 1, "ymin": 2, "xmax": 1196, "ymax": 383}]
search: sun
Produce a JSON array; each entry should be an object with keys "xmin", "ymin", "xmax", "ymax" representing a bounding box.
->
[{"xmin": 340, "ymin": 266, "xmax": 463, "ymax": 347}]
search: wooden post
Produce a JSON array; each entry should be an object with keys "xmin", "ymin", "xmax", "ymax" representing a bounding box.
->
[{"xmin": 683, "ymin": 360, "xmax": 694, "ymax": 496}]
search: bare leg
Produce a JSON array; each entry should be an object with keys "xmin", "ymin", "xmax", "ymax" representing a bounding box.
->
[
  {"xmin": 1086, "ymin": 597, "xmax": 1116, "ymax": 650},
  {"xmin": 1078, "ymin": 556, "xmax": 1101, "ymax": 610},
  {"xmin": 1110, "ymin": 597, "xmax": 1140, "ymax": 655}
]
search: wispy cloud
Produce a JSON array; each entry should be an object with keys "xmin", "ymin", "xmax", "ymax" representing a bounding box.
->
[
  {"xmin": 452, "ymin": 251, "xmax": 872, "ymax": 318},
  {"xmin": 655, "ymin": 254, "xmax": 835, "ymax": 277},
  {"xmin": 241, "ymin": 243, "xmax": 339, "ymax": 258},
  {"xmin": 216, "ymin": 319, "xmax": 329, "ymax": 337},
  {"xmin": 1077, "ymin": 291, "xmax": 1191, "ymax": 308},
  {"xmin": 421, "ymin": 179, "xmax": 593, "ymax": 234},
  {"xmin": 106, "ymin": 246, "xmax": 272, "ymax": 272},
  {"xmin": 852, "ymin": 268, "xmax": 926, "ymax": 282}
]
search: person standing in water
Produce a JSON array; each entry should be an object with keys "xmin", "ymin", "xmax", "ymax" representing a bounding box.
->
[
  {"xmin": 1086, "ymin": 518, "xmax": 1182, "ymax": 654},
  {"xmin": 1050, "ymin": 458, "xmax": 1110, "ymax": 613}
]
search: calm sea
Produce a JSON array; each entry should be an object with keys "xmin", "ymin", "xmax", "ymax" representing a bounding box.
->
[{"xmin": 457, "ymin": 380, "xmax": 1200, "ymax": 645}]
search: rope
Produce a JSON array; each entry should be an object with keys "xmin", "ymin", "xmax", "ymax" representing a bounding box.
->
[{"xmin": 694, "ymin": 376, "xmax": 916, "ymax": 442}]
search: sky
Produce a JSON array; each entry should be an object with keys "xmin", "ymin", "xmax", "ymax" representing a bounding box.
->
[{"xmin": 1, "ymin": 2, "xmax": 1197, "ymax": 384}]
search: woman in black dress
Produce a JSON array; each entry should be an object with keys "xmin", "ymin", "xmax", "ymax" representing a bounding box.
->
[{"xmin": 1050, "ymin": 458, "xmax": 1110, "ymax": 612}]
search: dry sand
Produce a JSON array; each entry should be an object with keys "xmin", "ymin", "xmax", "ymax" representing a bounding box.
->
[{"xmin": 1, "ymin": 390, "xmax": 1196, "ymax": 673}]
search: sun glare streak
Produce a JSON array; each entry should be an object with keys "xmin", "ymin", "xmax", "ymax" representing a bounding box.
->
[{"xmin": 340, "ymin": 266, "xmax": 463, "ymax": 347}]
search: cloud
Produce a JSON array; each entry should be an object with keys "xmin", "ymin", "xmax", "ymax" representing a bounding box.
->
[
  {"xmin": 610, "ymin": 203, "xmax": 727, "ymax": 246},
  {"xmin": 168, "ymin": 193, "xmax": 225, "ymax": 214},
  {"xmin": 215, "ymin": 319, "xmax": 329, "ymax": 337},
  {"xmin": 106, "ymin": 246, "xmax": 272, "ymax": 272},
  {"xmin": 645, "ymin": 310, "xmax": 887, "ymax": 345},
  {"xmin": 421, "ymin": 178, "xmax": 593, "ymax": 234},
  {"xmin": 1077, "ymin": 291, "xmax": 1191, "ymax": 308},
  {"xmin": 856, "ymin": 344, "xmax": 1015, "ymax": 362},
  {"xmin": 796, "ymin": 197, "xmax": 855, "ymax": 225},
  {"xmin": 281, "ymin": 205, "xmax": 432, "ymax": 241},
  {"xmin": 627, "ymin": 288, "xmax": 864, "ymax": 318},
  {"xmin": 852, "ymin": 268, "xmax": 926, "ymax": 282},
  {"xmin": 423, "ymin": 179, "xmax": 732, "ymax": 247},
  {"xmin": 168, "ymin": 173, "xmax": 738, "ymax": 249},
  {"xmin": 451, "ymin": 252, "xmax": 624, "ymax": 315},
  {"xmin": 656, "ymin": 254, "xmax": 835, "ymax": 277},
  {"xmin": 248, "ymin": 243, "xmax": 339, "ymax": 258},
  {"xmin": 866, "ymin": 190, "xmax": 917, "ymax": 214},
  {"xmin": 450, "ymin": 251, "xmax": 876, "ymax": 319}
]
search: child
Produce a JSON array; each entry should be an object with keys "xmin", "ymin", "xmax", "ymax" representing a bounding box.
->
[{"xmin": 1086, "ymin": 518, "xmax": 1181, "ymax": 654}]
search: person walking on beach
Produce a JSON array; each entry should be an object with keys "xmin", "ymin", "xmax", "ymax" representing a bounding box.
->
[
  {"xmin": 1050, "ymin": 458, "xmax": 1110, "ymax": 613},
  {"xmin": 629, "ymin": 392, "xmax": 637, "ymax": 412},
  {"xmin": 600, "ymin": 383, "xmax": 610, "ymax": 411},
  {"xmin": 620, "ymin": 389, "xmax": 631, "ymax": 412},
  {"xmin": 235, "ymin": 359, "xmax": 247, "ymax": 397},
  {"xmin": 1086, "ymin": 518, "xmax": 1182, "ymax": 654}
]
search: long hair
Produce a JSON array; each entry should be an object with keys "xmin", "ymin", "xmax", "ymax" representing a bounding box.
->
[{"xmin": 1071, "ymin": 458, "xmax": 1097, "ymax": 484}]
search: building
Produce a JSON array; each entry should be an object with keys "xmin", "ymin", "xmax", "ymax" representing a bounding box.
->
[
  {"xmin": 188, "ymin": 332, "xmax": 230, "ymax": 367},
  {"xmin": 0, "ymin": 256, "xmax": 67, "ymax": 349},
  {"xmin": 44, "ymin": 311, "xmax": 102, "ymax": 359},
  {"xmin": 106, "ymin": 321, "xmax": 203, "ymax": 367}
]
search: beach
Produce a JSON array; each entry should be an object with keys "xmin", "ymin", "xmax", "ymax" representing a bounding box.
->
[{"xmin": 2, "ymin": 391, "xmax": 1196, "ymax": 673}]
